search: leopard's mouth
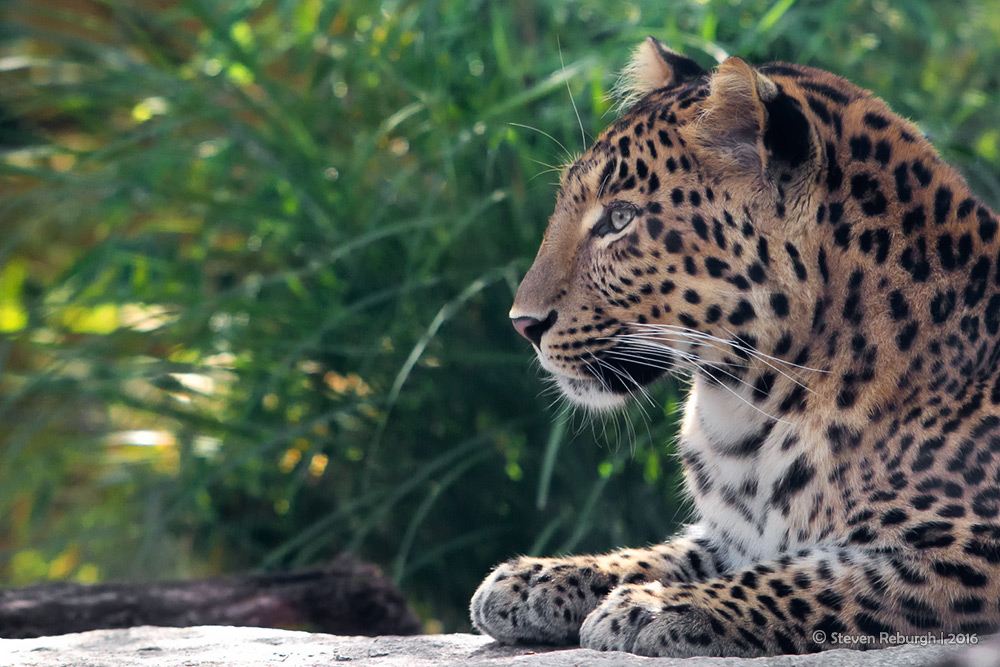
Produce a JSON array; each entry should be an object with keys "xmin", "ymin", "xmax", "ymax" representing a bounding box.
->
[
  {"xmin": 588, "ymin": 346, "xmax": 668, "ymax": 393},
  {"xmin": 548, "ymin": 344, "xmax": 668, "ymax": 410}
]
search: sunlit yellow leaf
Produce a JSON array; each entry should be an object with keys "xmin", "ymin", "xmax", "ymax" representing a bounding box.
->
[
  {"xmin": 293, "ymin": 0, "xmax": 321, "ymax": 34},
  {"xmin": 0, "ymin": 257, "xmax": 26, "ymax": 299},
  {"xmin": 61, "ymin": 304, "xmax": 119, "ymax": 334},
  {"xmin": 229, "ymin": 21, "xmax": 253, "ymax": 48},
  {"xmin": 10, "ymin": 549, "xmax": 48, "ymax": 585},
  {"xmin": 976, "ymin": 130, "xmax": 999, "ymax": 161},
  {"xmin": 74, "ymin": 564, "xmax": 100, "ymax": 584},
  {"xmin": 131, "ymin": 96, "xmax": 168, "ymax": 123},
  {"xmin": 0, "ymin": 303, "xmax": 27, "ymax": 332},
  {"xmin": 279, "ymin": 448, "xmax": 301, "ymax": 473},
  {"xmin": 309, "ymin": 453, "xmax": 328, "ymax": 477},
  {"xmin": 48, "ymin": 545, "xmax": 80, "ymax": 579},
  {"xmin": 226, "ymin": 62, "xmax": 254, "ymax": 86}
]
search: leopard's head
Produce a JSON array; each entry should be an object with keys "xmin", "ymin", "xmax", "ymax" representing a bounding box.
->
[{"xmin": 511, "ymin": 39, "xmax": 835, "ymax": 409}]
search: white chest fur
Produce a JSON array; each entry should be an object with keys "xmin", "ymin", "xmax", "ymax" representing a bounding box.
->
[{"xmin": 678, "ymin": 379, "xmax": 819, "ymax": 569}]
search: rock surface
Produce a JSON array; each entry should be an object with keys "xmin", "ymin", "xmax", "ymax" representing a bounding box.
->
[{"xmin": 2, "ymin": 626, "xmax": 994, "ymax": 667}]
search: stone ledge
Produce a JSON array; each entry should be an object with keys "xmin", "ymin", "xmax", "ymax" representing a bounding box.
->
[{"xmin": 0, "ymin": 626, "xmax": 985, "ymax": 667}]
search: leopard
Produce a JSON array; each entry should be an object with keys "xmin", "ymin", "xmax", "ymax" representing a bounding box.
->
[{"xmin": 469, "ymin": 37, "xmax": 1000, "ymax": 657}]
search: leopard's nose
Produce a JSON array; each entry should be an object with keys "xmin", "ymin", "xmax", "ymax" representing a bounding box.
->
[{"xmin": 511, "ymin": 311, "xmax": 557, "ymax": 348}]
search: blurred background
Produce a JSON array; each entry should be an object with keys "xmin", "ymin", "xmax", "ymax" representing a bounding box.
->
[{"xmin": 1, "ymin": 0, "xmax": 999, "ymax": 633}]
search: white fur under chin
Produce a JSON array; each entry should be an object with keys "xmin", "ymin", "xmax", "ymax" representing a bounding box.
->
[{"xmin": 554, "ymin": 374, "xmax": 628, "ymax": 411}]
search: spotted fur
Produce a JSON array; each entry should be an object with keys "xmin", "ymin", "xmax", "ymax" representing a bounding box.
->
[{"xmin": 470, "ymin": 37, "xmax": 1000, "ymax": 657}]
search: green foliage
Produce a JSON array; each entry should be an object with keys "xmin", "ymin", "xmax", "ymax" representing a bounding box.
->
[{"xmin": 1, "ymin": 0, "xmax": 998, "ymax": 631}]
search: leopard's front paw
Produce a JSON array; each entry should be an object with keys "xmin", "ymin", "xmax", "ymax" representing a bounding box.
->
[
  {"xmin": 470, "ymin": 556, "xmax": 616, "ymax": 645},
  {"xmin": 580, "ymin": 582, "xmax": 732, "ymax": 657}
]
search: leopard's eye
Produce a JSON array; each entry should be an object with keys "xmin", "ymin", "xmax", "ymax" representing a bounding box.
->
[
  {"xmin": 610, "ymin": 207, "xmax": 635, "ymax": 231},
  {"xmin": 593, "ymin": 203, "xmax": 637, "ymax": 237}
]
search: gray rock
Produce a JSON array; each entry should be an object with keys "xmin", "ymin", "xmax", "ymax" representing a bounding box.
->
[{"xmin": 0, "ymin": 626, "xmax": 988, "ymax": 667}]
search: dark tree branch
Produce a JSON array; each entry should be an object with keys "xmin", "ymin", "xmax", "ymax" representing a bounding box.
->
[{"xmin": 0, "ymin": 555, "xmax": 421, "ymax": 638}]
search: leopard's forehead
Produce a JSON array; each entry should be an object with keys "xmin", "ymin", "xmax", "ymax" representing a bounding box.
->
[
  {"xmin": 558, "ymin": 79, "xmax": 712, "ymax": 208},
  {"xmin": 556, "ymin": 61, "xmax": 878, "ymax": 218}
]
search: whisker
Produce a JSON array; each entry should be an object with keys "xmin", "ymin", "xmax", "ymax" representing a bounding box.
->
[
  {"xmin": 602, "ymin": 348, "xmax": 761, "ymax": 399},
  {"xmin": 597, "ymin": 164, "xmax": 615, "ymax": 200},
  {"xmin": 628, "ymin": 323, "xmax": 827, "ymax": 374},
  {"xmin": 557, "ymin": 36, "xmax": 589, "ymax": 150},
  {"xmin": 600, "ymin": 346, "xmax": 794, "ymax": 426},
  {"xmin": 591, "ymin": 356, "xmax": 657, "ymax": 413},
  {"xmin": 706, "ymin": 376, "xmax": 794, "ymax": 426},
  {"xmin": 508, "ymin": 122, "xmax": 576, "ymax": 168},
  {"xmin": 620, "ymin": 331, "xmax": 813, "ymax": 394},
  {"xmin": 717, "ymin": 324, "xmax": 827, "ymax": 374},
  {"xmin": 613, "ymin": 325, "xmax": 821, "ymax": 395},
  {"xmin": 599, "ymin": 334, "xmax": 754, "ymax": 377}
]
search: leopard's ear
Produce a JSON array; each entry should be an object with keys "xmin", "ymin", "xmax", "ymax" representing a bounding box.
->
[
  {"xmin": 686, "ymin": 57, "xmax": 776, "ymax": 181},
  {"xmin": 617, "ymin": 37, "xmax": 705, "ymax": 105},
  {"xmin": 687, "ymin": 57, "xmax": 817, "ymax": 186}
]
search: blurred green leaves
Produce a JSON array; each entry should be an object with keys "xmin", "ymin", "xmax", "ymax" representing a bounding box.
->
[{"xmin": 0, "ymin": 0, "xmax": 998, "ymax": 632}]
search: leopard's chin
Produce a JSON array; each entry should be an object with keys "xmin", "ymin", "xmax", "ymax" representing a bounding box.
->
[
  {"xmin": 544, "ymin": 344, "xmax": 668, "ymax": 410},
  {"xmin": 553, "ymin": 375, "xmax": 629, "ymax": 410}
]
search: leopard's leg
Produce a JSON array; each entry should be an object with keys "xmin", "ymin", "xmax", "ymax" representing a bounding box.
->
[
  {"xmin": 580, "ymin": 545, "xmax": 1000, "ymax": 657},
  {"xmin": 470, "ymin": 530, "xmax": 725, "ymax": 645}
]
